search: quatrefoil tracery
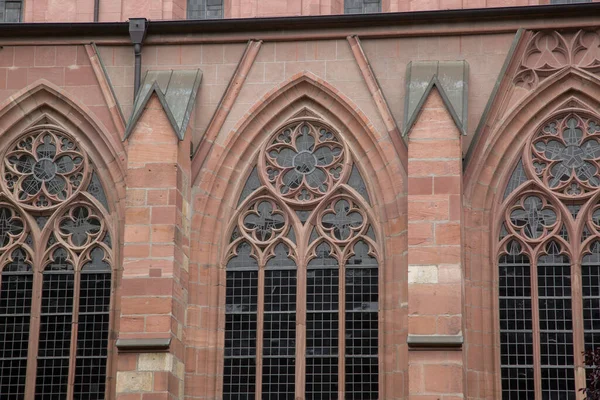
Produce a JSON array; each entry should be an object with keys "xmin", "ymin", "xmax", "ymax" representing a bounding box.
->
[
  {"xmin": 317, "ymin": 197, "xmax": 367, "ymax": 245},
  {"xmin": 239, "ymin": 198, "xmax": 288, "ymax": 246},
  {"xmin": 507, "ymin": 195, "xmax": 559, "ymax": 241},
  {"xmin": 57, "ymin": 204, "xmax": 103, "ymax": 249}
]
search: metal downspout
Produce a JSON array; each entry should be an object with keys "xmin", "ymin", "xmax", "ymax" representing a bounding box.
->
[
  {"xmin": 93, "ymin": 0, "xmax": 99, "ymax": 22},
  {"xmin": 128, "ymin": 18, "xmax": 148, "ymax": 98}
]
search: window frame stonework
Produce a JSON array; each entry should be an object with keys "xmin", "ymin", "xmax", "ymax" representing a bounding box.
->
[
  {"xmin": 221, "ymin": 117, "xmax": 381, "ymax": 399},
  {"xmin": 496, "ymin": 110, "xmax": 600, "ymax": 398},
  {"xmin": 0, "ymin": 124, "xmax": 114, "ymax": 399}
]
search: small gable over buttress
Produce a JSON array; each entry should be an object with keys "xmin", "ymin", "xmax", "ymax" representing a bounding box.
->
[
  {"xmin": 124, "ymin": 69, "xmax": 202, "ymax": 140},
  {"xmin": 403, "ymin": 60, "xmax": 469, "ymax": 137}
]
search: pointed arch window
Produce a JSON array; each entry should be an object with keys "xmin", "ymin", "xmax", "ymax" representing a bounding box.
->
[
  {"xmin": 498, "ymin": 112, "xmax": 600, "ymax": 399},
  {"xmin": 0, "ymin": 125, "xmax": 113, "ymax": 399},
  {"xmin": 222, "ymin": 118, "xmax": 380, "ymax": 399}
]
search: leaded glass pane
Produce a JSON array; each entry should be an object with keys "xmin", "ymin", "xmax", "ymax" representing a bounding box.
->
[
  {"xmin": 238, "ymin": 167, "xmax": 261, "ymax": 205},
  {"xmin": 345, "ymin": 356, "xmax": 378, "ymax": 400},
  {"xmin": 306, "ymin": 357, "xmax": 338, "ymax": 399},
  {"xmin": 504, "ymin": 159, "xmax": 528, "ymax": 200},
  {"xmin": 262, "ymin": 357, "xmax": 295, "ymax": 400},
  {"xmin": 74, "ymin": 247, "xmax": 111, "ymax": 399},
  {"xmin": 0, "ymin": 249, "xmax": 32, "ymax": 399},
  {"xmin": 499, "ymin": 244, "xmax": 534, "ymax": 398},
  {"xmin": 35, "ymin": 269, "xmax": 74, "ymax": 398},
  {"xmin": 223, "ymin": 358, "xmax": 255, "ymax": 400},
  {"xmin": 187, "ymin": 0, "xmax": 223, "ymax": 19},
  {"xmin": 344, "ymin": 0, "xmax": 381, "ymax": 14},
  {"xmin": 0, "ymin": 0, "xmax": 22, "ymax": 22},
  {"xmin": 583, "ymin": 241, "xmax": 600, "ymax": 386},
  {"xmin": 348, "ymin": 165, "xmax": 371, "ymax": 204},
  {"xmin": 538, "ymin": 243, "xmax": 575, "ymax": 399},
  {"xmin": 224, "ymin": 239, "xmax": 258, "ymax": 398},
  {"xmin": 87, "ymin": 171, "xmax": 110, "ymax": 211},
  {"xmin": 263, "ymin": 244, "xmax": 296, "ymax": 397}
]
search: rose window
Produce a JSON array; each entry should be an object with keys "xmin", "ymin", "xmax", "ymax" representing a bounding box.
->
[
  {"xmin": 3, "ymin": 126, "xmax": 87, "ymax": 209},
  {"xmin": 532, "ymin": 115, "xmax": 600, "ymax": 196},
  {"xmin": 264, "ymin": 121, "xmax": 345, "ymax": 204}
]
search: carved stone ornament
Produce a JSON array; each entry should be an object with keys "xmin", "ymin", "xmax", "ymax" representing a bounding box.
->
[
  {"xmin": 530, "ymin": 114, "xmax": 600, "ymax": 199},
  {"xmin": 515, "ymin": 30, "xmax": 600, "ymax": 90},
  {"xmin": 2, "ymin": 125, "xmax": 89, "ymax": 210},
  {"xmin": 262, "ymin": 119, "xmax": 348, "ymax": 206}
]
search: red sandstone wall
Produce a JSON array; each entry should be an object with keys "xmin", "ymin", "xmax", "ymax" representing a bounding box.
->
[
  {"xmin": 21, "ymin": 0, "xmax": 600, "ymax": 22},
  {"xmin": 2, "ymin": 9, "xmax": 600, "ymax": 400}
]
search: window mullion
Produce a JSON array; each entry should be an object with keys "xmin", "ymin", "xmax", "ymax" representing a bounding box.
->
[
  {"xmin": 66, "ymin": 270, "xmax": 82, "ymax": 400},
  {"xmin": 571, "ymin": 258, "xmax": 587, "ymax": 394},
  {"xmin": 338, "ymin": 254, "xmax": 346, "ymax": 400},
  {"xmin": 296, "ymin": 253, "xmax": 307, "ymax": 399},
  {"xmin": 531, "ymin": 256, "xmax": 543, "ymax": 398},
  {"xmin": 24, "ymin": 269, "xmax": 43, "ymax": 400},
  {"xmin": 255, "ymin": 266, "xmax": 265, "ymax": 400}
]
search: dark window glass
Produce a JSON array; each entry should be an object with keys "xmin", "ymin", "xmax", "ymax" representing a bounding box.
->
[
  {"xmin": 504, "ymin": 159, "xmax": 527, "ymax": 200},
  {"xmin": 238, "ymin": 167, "xmax": 261, "ymax": 205},
  {"xmin": 0, "ymin": 248, "xmax": 32, "ymax": 399},
  {"xmin": 74, "ymin": 248, "xmax": 111, "ymax": 399},
  {"xmin": 583, "ymin": 241, "xmax": 600, "ymax": 382},
  {"xmin": 345, "ymin": 240, "xmax": 378, "ymax": 400},
  {"xmin": 499, "ymin": 241, "xmax": 535, "ymax": 399},
  {"xmin": 262, "ymin": 244, "xmax": 296, "ymax": 398},
  {"xmin": 223, "ymin": 358, "xmax": 256, "ymax": 400},
  {"xmin": 550, "ymin": 0, "xmax": 591, "ymax": 3},
  {"xmin": 348, "ymin": 165, "xmax": 371, "ymax": 204},
  {"xmin": 538, "ymin": 242, "xmax": 576, "ymax": 399},
  {"xmin": 344, "ymin": 0, "xmax": 381, "ymax": 14},
  {"xmin": 35, "ymin": 263, "xmax": 74, "ymax": 398},
  {"xmin": 0, "ymin": 0, "xmax": 22, "ymax": 22},
  {"xmin": 224, "ymin": 241, "xmax": 258, "ymax": 398},
  {"xmin": 187, "ymin": 0, "xmax": 223, "ymax": 19}
]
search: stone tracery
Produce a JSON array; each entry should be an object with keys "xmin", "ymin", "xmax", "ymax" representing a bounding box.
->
[
  {"xmin": 499, "ymin": 109, "xmax": 600, "ymax": 398},
  {"xmin": 3, "ymin": 125, "xmax": 88, "ymax": 210},
  {"xmin": 0, "ymin": 123, "xmax": 113, "ymax": 399},
  {"xmin": 223, "ymin": 117, "xmax": 379, "ymax": 399},
  {"xmin": 531, "ymin": 114, "xmax": 600, "ymax": 196},
  {"xmin": 515, "ymin": 29, "xmax": 600, "ymax": 90}
]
